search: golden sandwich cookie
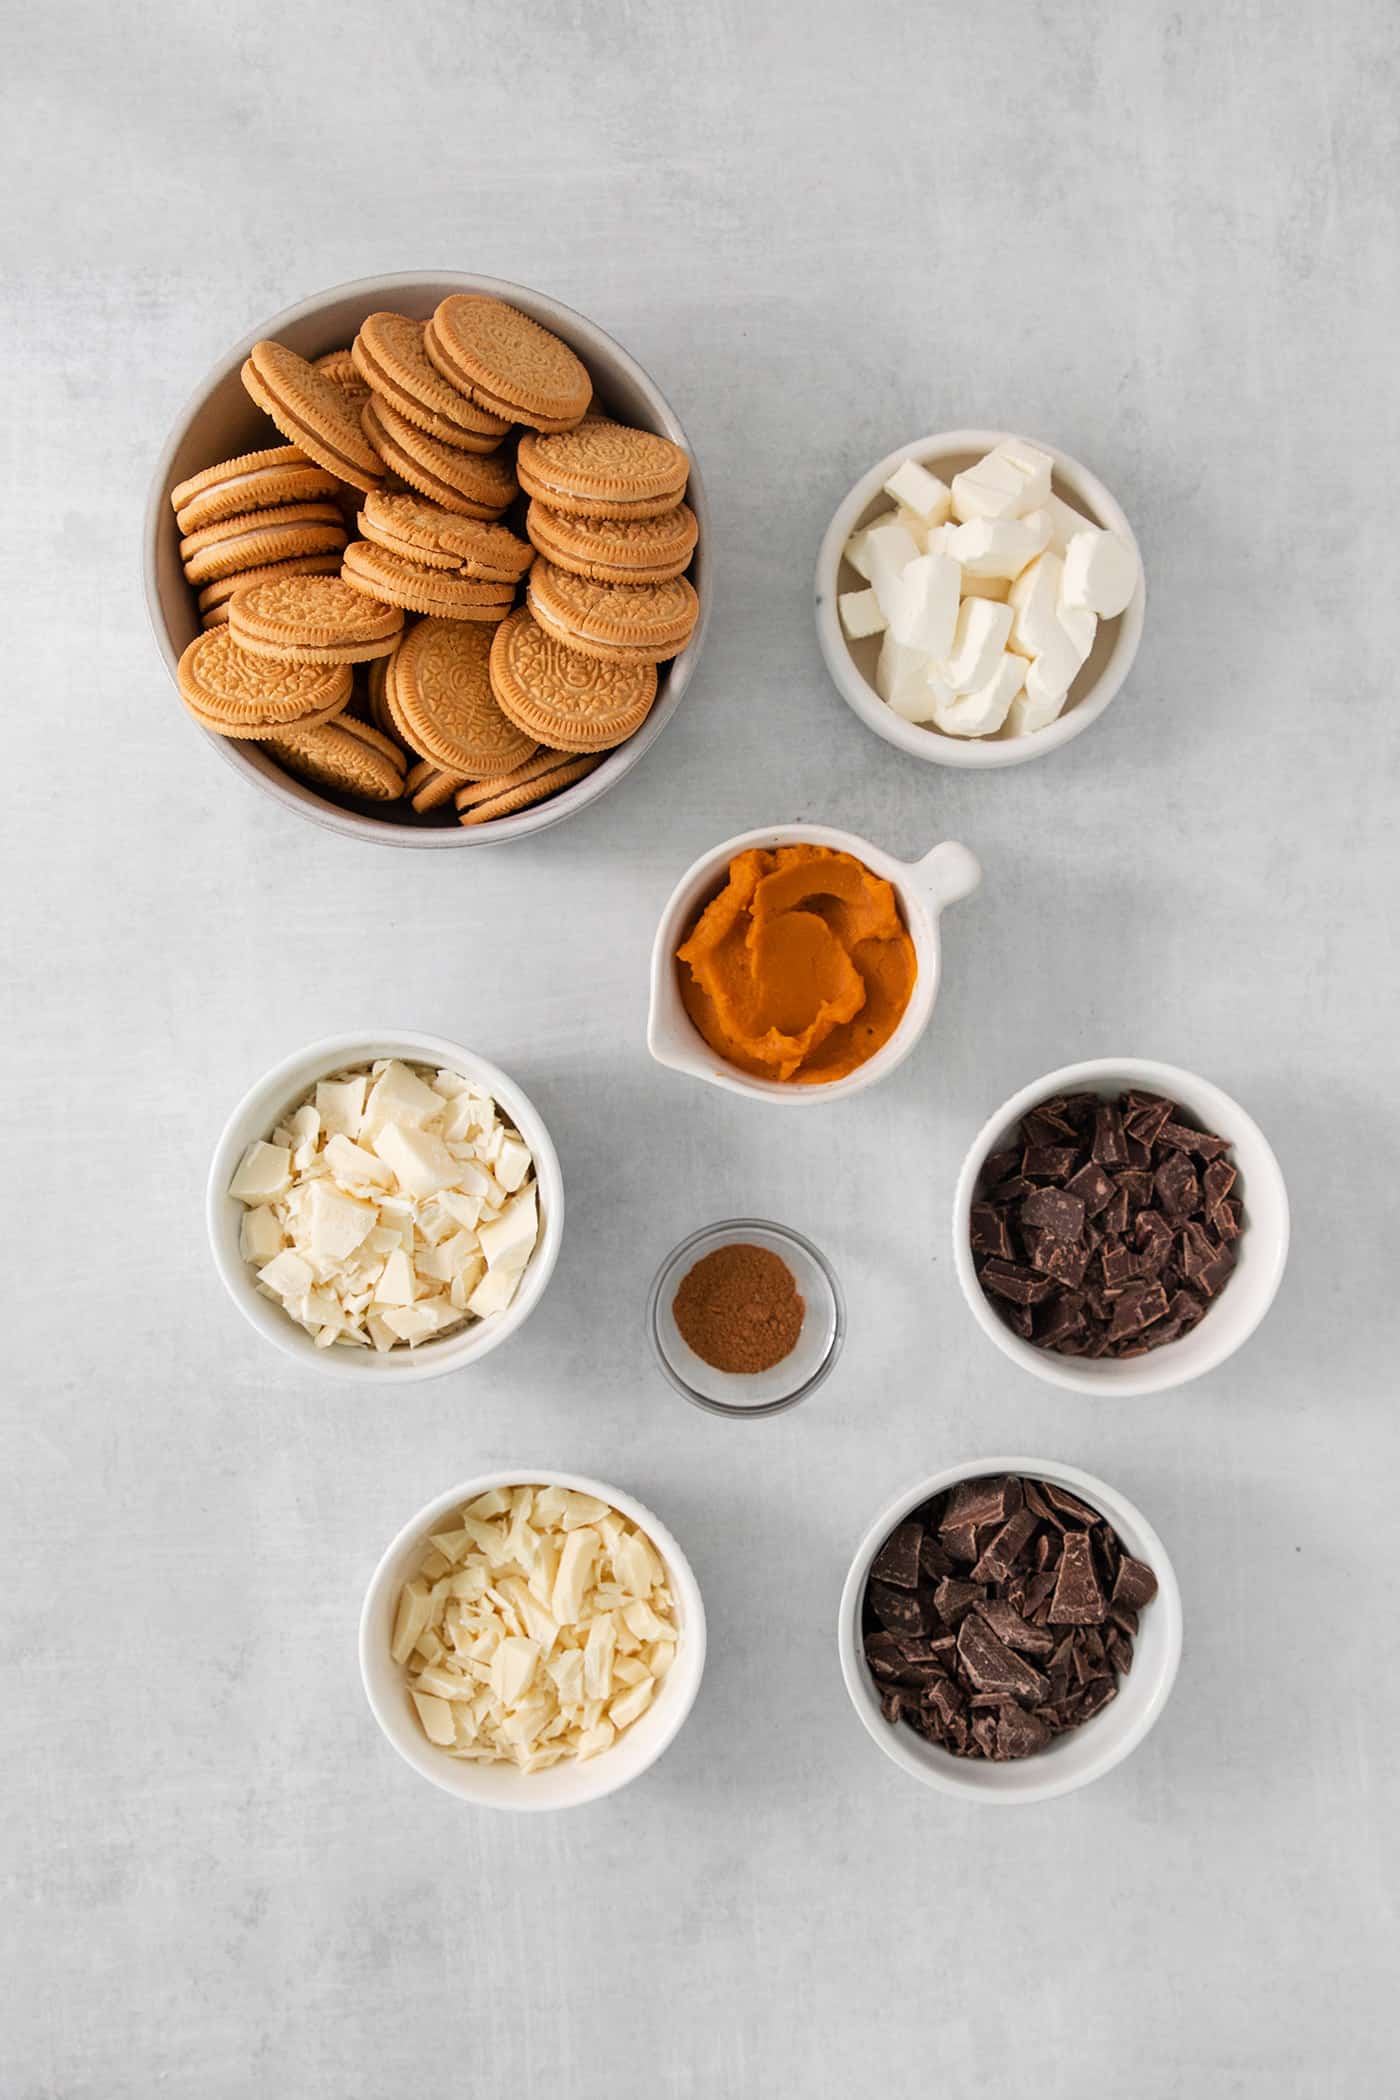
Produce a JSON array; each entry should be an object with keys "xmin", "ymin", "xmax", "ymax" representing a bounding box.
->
[
  {"xmin": 524, "ymin": 498, "xmax": 697, "ymax": 583},
  {"xmin": 176, "ymin": 626, "xmax": 351, "ymax": 739},
  {"xmin": 426, "ymin": 295, "xmax": 591, "ymax": 431},
  {"xmin": 489, "ymin": 606, "xmax": 657, "ymax": 751},
  {"xmin": 170, "ymin": 444, "xmax": 340, "ymax": 535},
  {"xmin": 525, "ymin": 560, "xmax": 699, "ymax": 666},
  {"xmin": 242, "ymin": 339, "xmax": 386, "ymax": 494},
  {"xmin": 404, "ymin": 757, "xmax": 469, "ymax": 813},
  {"xmin": 516, "ymin": 418, "xmax": 689, "ymax": 520},
  {"xmin": 456, "ymin": 752, "xmax": 601, "ymax": 826},
  {"xmin": 389, "ymin": 616, "xmax": 538, "ymax": 778},
  {"xmin": 351, "ymin": 313, "xmax": 510, "ymax": 451},
  {"xmin": 179, "ymin": 501, "xmax": 346, "ymax": 587},
  {"xmin": 341, "ymin": 540, "xmax": 516, "ymax": 620},
  {"xmin": 197, "ymin": 552, "xmax": 345, "ymax": 627},
  {"xmin": 357, "ymin": 490, "xmax": 534, "ymax": 581},
  {"xmin": 262, "ymin": 715, "xmax": 407, "ymax": 801},
  {"xmin": 229, "ymin": 573, "xmax": 403, "ymax": 664},
  {"xmin": 361, "ymin": 395, "xmax": 518, "ymax": 519}
]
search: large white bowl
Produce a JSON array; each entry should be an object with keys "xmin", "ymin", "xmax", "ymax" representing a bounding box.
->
[
  {"xmin": 838, "ymin": 1456, "xmax": 1183, "ymax": 1804},
  {"xmin": 144, "ymin": 271, "xmax": 710, "ymax": 847},
  {"xmin": 953, "ymin": 1058, "xmax": 1289, "ymax": 1396},
  {"xmin": 360, "ymin": 1469, "xmax": 706, "ymax": 1810},
  {"xmin": 647, "ymin": 823, "xmax": 981, "ymax": 1104},
  {"xmin": 815, "ymin": 429, "xmax": 1145, "ymax": 768},
  {"xmin": 206, "ymin": 1030, "xmax": 562, "ymax": 1382}
]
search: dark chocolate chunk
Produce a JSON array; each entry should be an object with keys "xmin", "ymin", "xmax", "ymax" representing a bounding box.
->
[
  {"xmin": 1023, "ymin": 1144, "xmax": 1081, "ymax": 1182},
  {"xmin": 1106, "ymin": 1279, "xmax": 1169, "ymax": 1341},
  {"xmin": 1037, "ymin": 1292, "xmax": 1086, "ymax": 1347},
  {"xmin": 869, "ymin": 1519, "xmax": 923, "ymax": 1589},
  {"xmin": 1041, "ymin": 1483, "xmax": 1103, "ymax": 1527},
  {"xmin": 918, "ymin": 1532, "xmax": 954, "ymax": 1581},
  {"xmin": 1023, "ymin": 1104, "xmax": 1077, "ymax": 1145},
  {"xmin": 932, "ymin": 1577, "xmax": 984, "ymax": 1627},
  {"xmin": 980, "ymin": 1147, "xmax": 1020, "ymax": 1190},
  {"xmin": 1092, "ymin": 1102, "xmax": 1129, "ymax": 1167},
  {"xmin": 1198, "ymin": 1250, "xmax": 1236, "ymax": 1298},
  {"xmin": 993, "ymin": 1701, "xmax": 1050, "ymax": 1759},
  {"xmin": 1020, "ymin": 1186, "xmax": 1086, "ymax": 1242},
  {"xmin": 971, "ymin": 1509, "xmax": 1038, "ymax": 1583},
  {"xmin": 1101, "ymin": 1241, "xmax": 1136, "ymax": 1290},
  {"xmin": 980, "ymin": 1259, "xmax": 1054, "ymax": 1307},
  {"xmin": 1048, "ymin": 1532, "xmax": 1107, "ymax": 1624},
  {"xmin": 1123, "ymin": 1097, "xmax": 1172, "ymax": 1148},
  {"xmin": 969, "ymin": 1202, "xmax": 1014, "ymax": 1259},
  {"xmin": 1065, "ymin": 1159, "xmax": 1115, "ymax": 1215},
  {"xmin": 868, "ymin": 1580, "xmax": 933, "ymax": 1636},
  {"xmin": 1102, "ymin": 1183, "xmax": 1131, "ymax": 1236},
  {"xmin": 942, "ymin": 1475, "xmax": 1015, "ymax": 1532},
  {"xmin": 956, "ymin": 1614, "xmax": 1049, "ymax": 1702},
  {"xmin": 973, "ymin": 1598, "xmax": 1056, "ymax": 1655},
  {"xmin": 1154, "ymin": 1151, "xmax": 1199, "ymax": 1218},
  {"xmin": 1112, "ymin": 1555, "xmax": 1159, "ymax": 1610}
]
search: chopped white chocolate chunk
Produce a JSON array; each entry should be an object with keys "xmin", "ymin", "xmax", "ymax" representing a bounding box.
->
[{"xmin": 393, "ymin": 1485, "xmax": 680, "ymax": 1773}]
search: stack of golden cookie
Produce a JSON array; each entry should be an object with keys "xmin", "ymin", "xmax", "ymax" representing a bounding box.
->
[{"xmin": 169, "ymin": 294, "xmax": 700, "ymax": 828}]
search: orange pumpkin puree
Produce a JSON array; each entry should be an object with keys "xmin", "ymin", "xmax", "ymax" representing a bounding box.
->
[{"xmin": 675, "ymin": 845, "xmax": 917, "ymax": 1083}]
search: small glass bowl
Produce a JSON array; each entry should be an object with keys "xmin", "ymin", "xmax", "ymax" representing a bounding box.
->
[{"xmin": 647, "ymin": 1219, "xmax": 845, "ymax": 1417}]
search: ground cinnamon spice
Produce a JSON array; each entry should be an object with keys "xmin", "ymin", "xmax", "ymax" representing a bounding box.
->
[{"xmin": 672, "ymin": 1242, "xmax": 805, "ymax": 1374}]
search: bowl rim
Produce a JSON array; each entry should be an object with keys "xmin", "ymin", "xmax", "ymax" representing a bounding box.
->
[
  {"xmin": 144, "ymin": 270, "xmax": 710, "ymax": 848},
  {"xmin": 951, "ymin": 1057, "xmax": 1290, "ymax": 1396},
  {"xmin": 837, "ymin": 1454, "xmax": 1183, "ymax": 1804},
  {"xmin": 358, "ymin": 1467, "xmax": 707, "ymax": 1810},
  {"xmin": 645, "ymin": 820, "xmax": 974, "ymax": 1105},
  {"xmin": 814, "ymin": 427, "xmax": 1145, "ymax": 769},
  {"xmin": 205, "ymin": 1029, "xmax": 563, "ymax": 1382},
  {"xmin": 645, "ymin": 1215, "xmax": 847, "ymax": 1417}
]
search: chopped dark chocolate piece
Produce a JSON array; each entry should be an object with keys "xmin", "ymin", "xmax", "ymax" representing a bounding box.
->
[
  {"xmin": 1041, "ymin": 1483, "xmax": 1103, "ymax": 1527},
  {"xmin": 868, "ymin": 1579, "xmax": 934, "ymax": 1636},
  {"xmin": 1075, "ymin": 1678, "xmax": 1118, "ymax": 1721},
  {"xmin": 1198, "ymin": 1250, "xmax": 1237, "ymax": 1297},
  {"xmin": 980, "ymin": 1259, "xmax": 1054, "ymax": 1307},
  {"xmin": 1105, "ymin": 1632, "xmax": 1134, "ymax": 1677},
  {"xmin": 1023, "ymin": 1144, "xmax": 1081, "ymax": 1182},
  {"xmin": 1212, "ymin": 1196, "xmax": 1243, "ymax": 1242},
  {"xmin": 1202, "ymin": 1156, "xmax": 1236, "ymax": 1209},
  {"xmin": 1102, "ymin": 1183, "xmax": 1131, "ymax": 1236},
  {"xmin": 993, "ymin": 1701, "xmax": 1050, "ymax": 1759},
  {"xmin": 942, "ymin": 1475, "xmax": 1015, "ymax": 1532},
  {"xmin": 869, "ymin": 1519, "xmax": 923, "ymax": 1589},
  {"xmin": 1036, "ymin": 1292, "xmax": 1086, "ymax": 1347},
  {"xmin": 973, "ymin": 1598, "xmax": 1056, "ymax": 1655},
  {"xmin": 932, "ymin": 1577, "xmax": 984, "ymax": 1627},
  {"xmin": 1092, "ymin": 1102, "xmax": 1129, "ymax": 1167},
  {"xmin": 939, "ymin": 1523, "xmax": 980, "ymax": 1564},
  {"xmin": 1023, "ymin": 1104, "xmax": 1077, "ymax": 1145},
  {"xmin": 980, "ymin": 1147, "xmax": 1020, "ymax": 1190},
  {"xmin": 1020, "ymin": 1186, "xmax": 1086, "ymax": 1242},
  {"xmin": 1112, "ymin": 1555, "xmax": 1159, "ymax": 1611},
  {"xmin": 971, "ymin": 1509, "xmax": 1038, "ymax": 1583},
  {"xmin": 1048, "ymin": 1532, "xmax": 1107, "ymax": 1624},
  {"xmin": 1101, "ymin": 1241, "xmax": 1136, "ymax": 1290},
  {"xmin": 1123, "ymin": 1096, "xmax": 1172, "ymax": 1148},
  {"xmin": 1106, "ymin": 1278, "xmax": 1169, "ymax": 1341},
  {"xmin": 1065, "ymin": 1159, "xmax": 1115, "ymax": 1215},
  {"xmin": 969, "ymin": 1202, "xmax": 1014, "ymax": 1259},
  {"xmin": 1153, "ymin": 1150, "xmax": 1199, "ymax": 1218},
  {"xmin": 956, "ymin": 1614, "xmax": 1049, "ymax": 1702},
  {"xmin": 918, "ymin": 1532, "xmax": 954, "ymax": 1581}
]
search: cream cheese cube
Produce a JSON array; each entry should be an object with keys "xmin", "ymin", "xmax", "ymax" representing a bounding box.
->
[
  {"xmin": 875, "ymin": 633, "xmax": 936, "ymax": 722},
  {"xmin": 1003, "ymin": 685, "xmax": 1067, "ymax": 736},
  {"xmin": 946, "ymin": 513, "xmax": 1048, "ymax": 581},
  {"xmin": 229, "ymin": 1140, "xmax": 291, "ymax": 1204},
  {"xmin": 862, "ymin": 521, "xmax": 923, "ymax": 615},
  {"xmin": 959, "ymin": 571, "xmax": 1010, "ymax": 602},
  {"xmin": 950, "ymin": 441, "xmax": 1053, "ymax": 523},
  {"xmin": 1042, "ymin": 491, "xmax": 1094, "ymax": 556},
  {"xmin": 1062, "ymin": 527, "xmax": 1138, "ymax": 618},
  {"xmin": 941, "ymin": 598, "xmax": 1013, "ymax": 693},
  {"xmin": 882, "ymin": 458, "xmax": 952, "ymax": 525},
  {"xmin": 838, "ymin": 587, "xmax": 886, "ymax": 640},
  {"xmin": 842, "ymin": 507, "xmax": 899, "ymax": 580},
  {"xmin": 1025, "ymin": 626, "xmax": 1084, "ymax": 710},
  {"xmin": 1008, "ymin": 551, "xmax": 1065, "ymax": 658},
  {"xmin": 932, "ymin": 651, "xmax": 1025, "ymax": 738},
  {"xmin": 887, "ymin": 551, "xmax": 960, "ymax": 658}
]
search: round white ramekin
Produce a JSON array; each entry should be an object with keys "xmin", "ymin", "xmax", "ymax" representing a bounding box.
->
[
  {"xmin": 360, "ymin": 1469, "xmax": 706, "ymax": 1810},
  {"xmin": 953, "ymin": 1057, "xmax": 1288, "ymax": 1396},
  {"xmin": 206, "ymin": 1030, "xmax": 563, "ymax": 1382},
  {"xmin": 815, "ymin": 428, "xmax": 1145, "ymax": 768},
  {"xmin": 838, "ymin": 1456, "xmax": 1182, "ymax": 1804},
  {"xmin": 646, "ymin": 823, "xmax": 981, "ymax": 1103},
  {"xmin": 145, "ymin": 271, "xmax": 710, "ymax": 847}
]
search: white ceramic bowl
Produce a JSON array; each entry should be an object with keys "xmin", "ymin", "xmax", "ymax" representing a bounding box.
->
[
  {"xmin": 953, "ymin": 1058, "xmax": 1289, "ymax": 1396},
  {"xmin": 838, "ymin": 1456, "xmax": 1182, "ymax": 1804},
  {"xmin": 144, "ymin": 271, "xmax": 710, "ymax": 847},
  {"xmin": 360, "ymin": 1469, "xmax": 706, "ymax": 1810},
  {"xmin": 815, "ymin": 428, "xmax": 1145, "ymax": 768},
  {"xmin": 647, "ymin": 824, "xmax": 981, "ymax": 1103},
  {"xmin": 206, "ymin": 1030, "xmax": 562, "ymax": 1382}
]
